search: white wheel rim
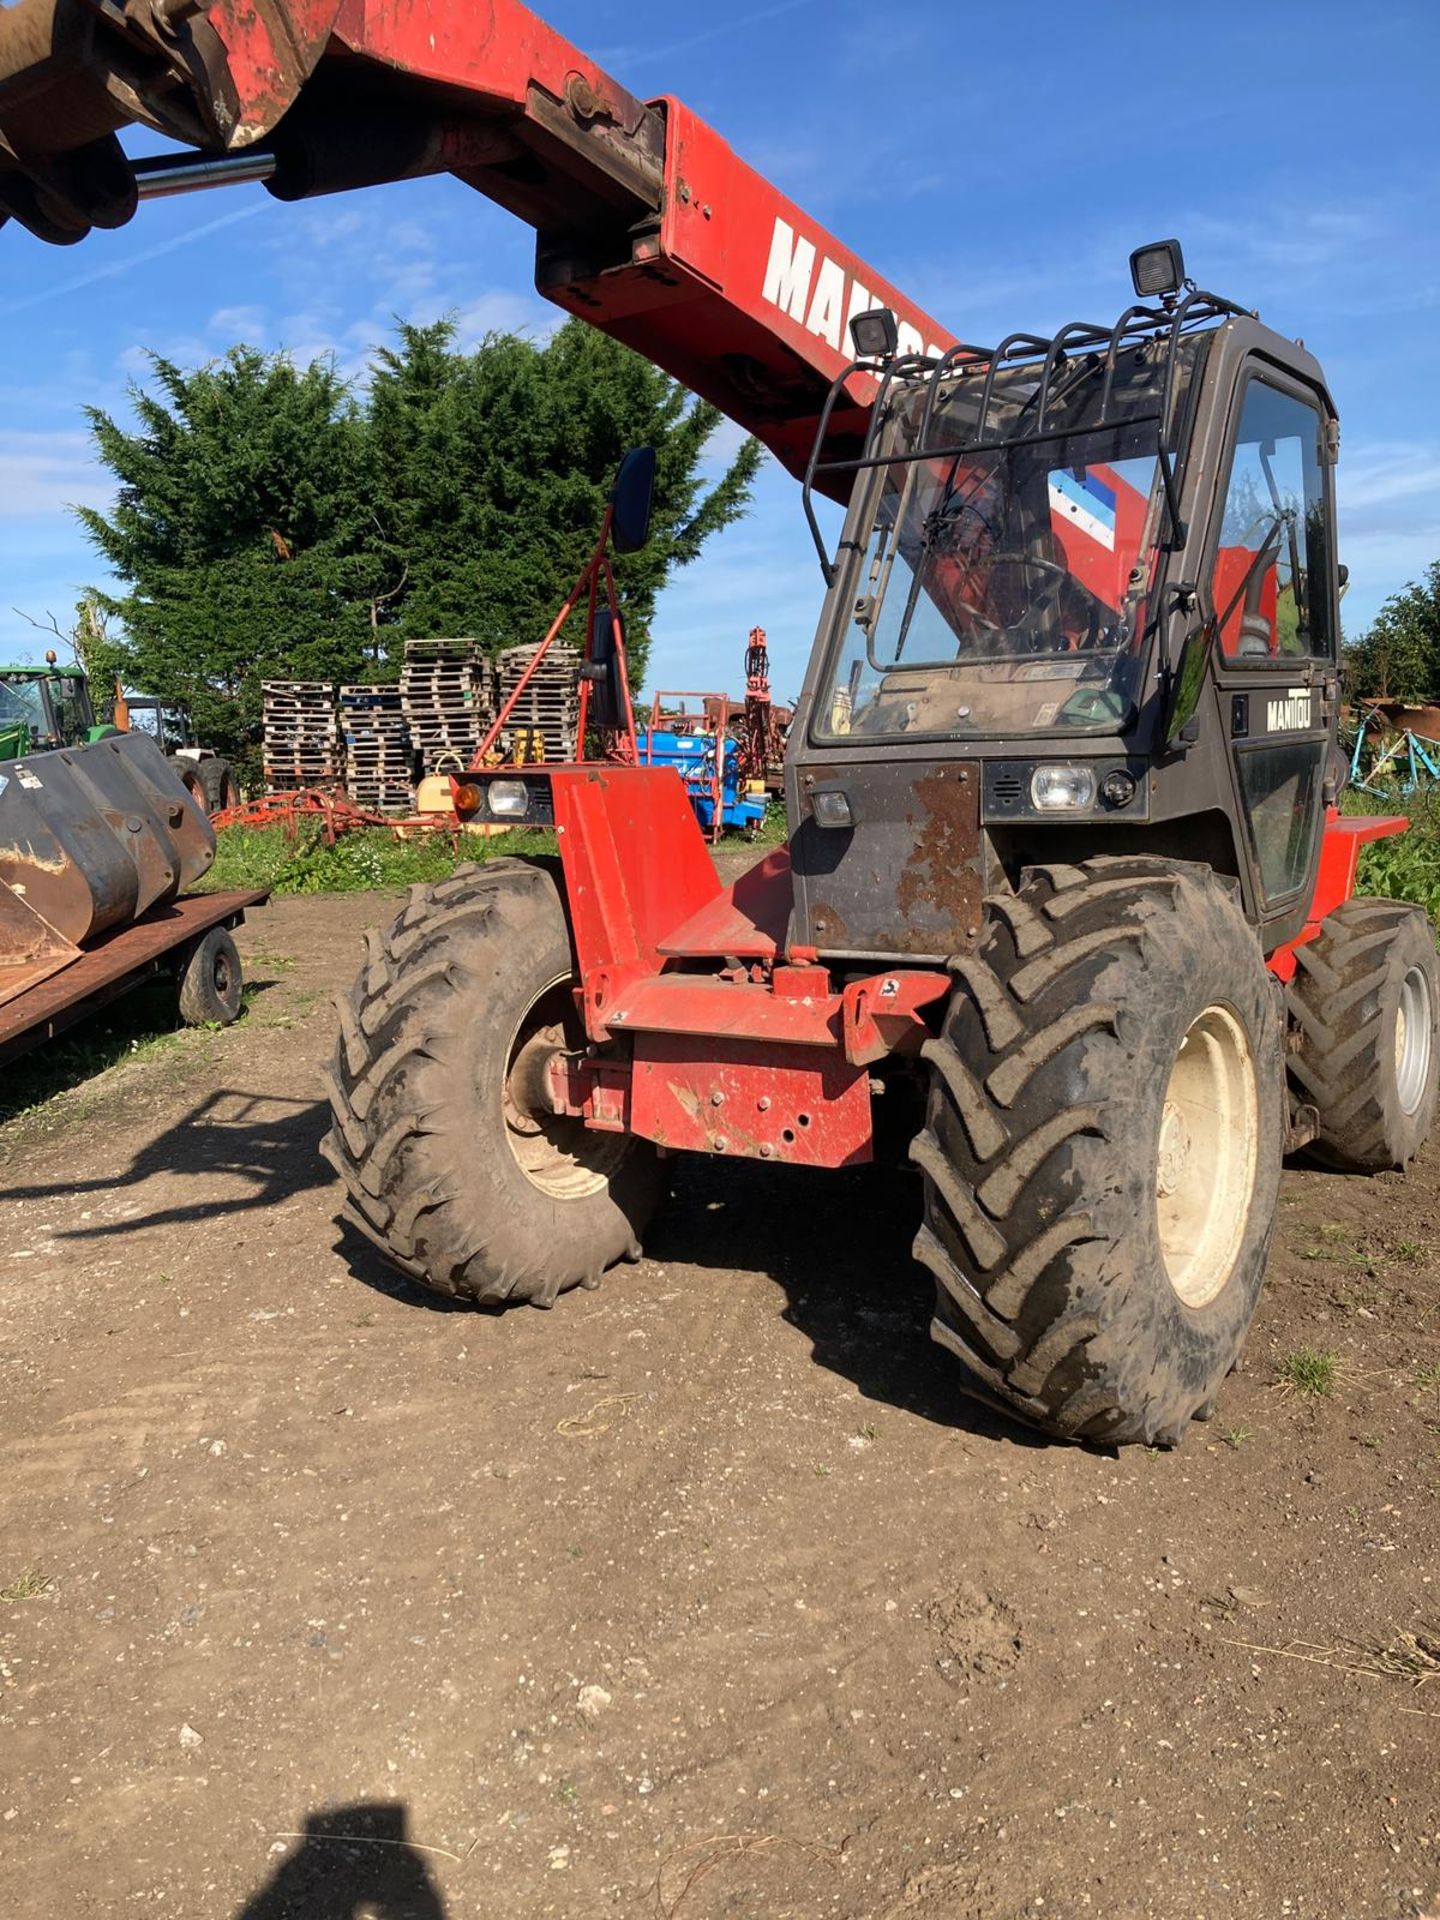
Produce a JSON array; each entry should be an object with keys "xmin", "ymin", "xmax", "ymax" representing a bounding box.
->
[
  {"xmin": 502, "ymin": 974, "xmax": 629, "ymax": 1199},
  {"xmin": 1156, "ymin": 1004, "xmax": 1259, "ymax": 1310},
  {"xmin": 1396, "ymin": 965, "xmax": 1432, "ymax": 1117}
]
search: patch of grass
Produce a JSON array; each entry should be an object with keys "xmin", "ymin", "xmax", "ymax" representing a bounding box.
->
[
  {"xmin": 205, "ymin": 823, "xmax": 558, "ymax": 897},
  {"xmin": 1414, "ymin": 1361, "xmax": 1440, "ymax": 1393},
  {"xmin": 1277, "ymin": 1347, "xmax": 1339, "ymax": 1398},
  {"xmin": 0, "ymin": 1569, "xmax": 52, "ymax": 1604},
  {"xmin": 1391, "ymin": 1240, "xmax": 1428, "ymax": 1266},
  {"xmin": 1221, "ymin": 1427, "xmax": 1252, "ymax": 1451},
  {"xmin": 1346, "ymin": 790, "xmax": 1440, "ymax": 919},
  {"xmin": 0, "ymin": 983, "xmax": 194, "ymax": 1127},
  {"xmin": 751, "ymin": 800, "xmax": 789, "ymax": 847}
]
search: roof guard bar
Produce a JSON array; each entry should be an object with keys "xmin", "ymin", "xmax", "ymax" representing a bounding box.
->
[
  {"xmin": 802, "ymin": 290, "xmax": 1251, "ymax": 580},
  {"xmin": 1033, "ymin": 321, "xmax": 1113, "ymax": 436},
  {"xmin": 974, "ymin": 332, "xmax": 1051, "ymax": 451},
  {"xmin": 1098, "ymin": 303, "xmax": 1167, "ymax": 423},
  {"xmin": 803, "ymin": 352, "xmax": 939, "ymax": 584},
  {"xmin": 914, "ymin": 339, "xmax": 991, "ymax": 456}
]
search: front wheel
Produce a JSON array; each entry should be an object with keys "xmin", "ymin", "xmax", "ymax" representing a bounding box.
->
[
  {"xmin": 322, "ymin": 861, "xmax": 664, "ymax": 1307},
  {"xmin": 912, "ymin": 857, "xmax": 1284, "ymax": 1447}
]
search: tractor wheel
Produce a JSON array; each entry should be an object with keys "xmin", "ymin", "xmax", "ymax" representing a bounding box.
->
[
  {"xmin": 199, "ymin": 757, "xmax": 241, "ymax": 815},
  {"xmin": 1286, "ymin": 898, "xmax": 1439, "ymax": 1171},
  {"xmin": 912, "ymin": 857, "xmax": 1284, "ymax": 1447},
  {"xmin": 178, "ymin": 927, "xmax": 244, "ymax": 1026},
  {"xmin": 322, "ymin": 860, "xmax": 664, "ymax": 1308},
  {"xmin": 172, "ymin": 760, "xmax": 207, "ymax": 809}
]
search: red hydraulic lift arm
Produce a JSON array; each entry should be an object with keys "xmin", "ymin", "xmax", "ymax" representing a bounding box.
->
[{"xmin": 0, "ymin": 0, "xmax": 953, "ymax": 485}]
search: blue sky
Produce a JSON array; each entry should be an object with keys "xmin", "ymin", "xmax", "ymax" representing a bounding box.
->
[{"xmin": 1, "ymin": 0, "xmax": 1437, "ymax": 701}]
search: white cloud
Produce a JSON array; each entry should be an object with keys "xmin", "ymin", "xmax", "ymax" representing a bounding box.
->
[
  {"xmin": 0, "ymin": 432, "xmax": 112, "ymax": 518},
  {"xmin": 1339, "ymin": 441, "xmax": 1440, "ymax": 514},
  {"xmin": 0, "ymin": 203, "xmax": 268, "ymax": 321},
  {"xmin": 208, "ymin": 304, "xmax": 267, "ymax": 338}
]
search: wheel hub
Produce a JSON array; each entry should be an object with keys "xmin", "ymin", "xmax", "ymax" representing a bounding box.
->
[
  {"xmin": 1155, "ymin": 1003, "xmax": 1259, "ymax": 1310},
  {"xmin": 1396, "ymin": 964, "xmax": 1432, "ymax": 1117},
  {"xmin": 1156, "ymin": 1102, "xmax": 1190, "ymax": 1197},
  {"xmin": 502, "ymin": 979, "xmax": 630, "ymax": 1200}
]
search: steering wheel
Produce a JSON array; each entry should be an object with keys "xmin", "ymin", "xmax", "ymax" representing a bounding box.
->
[{"xmin": 979, "ymin": 552, "xmax": 1072, "ymax": 649}]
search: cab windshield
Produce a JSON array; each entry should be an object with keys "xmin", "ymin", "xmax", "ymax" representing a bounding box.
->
[
  {"xmin": 0, "ymin": 674, "xmax": 48, "ymax": 738},
  {"xmin": 818, "ymin": 342, "xmax": 1198, "ymax": 740}
]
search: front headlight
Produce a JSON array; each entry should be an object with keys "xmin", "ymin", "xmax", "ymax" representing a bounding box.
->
[
  {"xmin": 1030, "ymin": 764, "xmax": 1097, "ymax": 811},
  {"xmin": 486, "ymin": 779, "xmax": 530, "ymax": 817}
]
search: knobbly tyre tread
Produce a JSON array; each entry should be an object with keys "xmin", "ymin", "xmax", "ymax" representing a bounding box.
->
[
  {"xmin": 1286, "ymin": 896, "xmax": 1440, "ymax": 1171},
  {"xmin": 322, "ymin": 859, "xmax": 662, "ymax": 1307},
  {"xmin": 912, "ymin": 856, "xmax": 1284, "ymax": 1448},
  {"xmin": 198, "ymin": 756, "xmax": 240, "ymax": 815}
]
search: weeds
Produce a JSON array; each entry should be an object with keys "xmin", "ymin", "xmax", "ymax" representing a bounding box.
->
[
  {"xmin": 205, "ymin": 823, "xmax": 558, "ymax": 897},
  {"xmin": 1415, "ymin": 1362, "xmax": 1440, "ymax": 1393},
  {"xmin": 0, "ymin": 984, "xmax": 195, "ymax": 1127},
  {"xmin": 1226, "ymin": 1626, "xmax": 1440, "ymax": 1696},
  {"xmin": 1391, "ymin": 1241, "xmax": 1428, "ymax": 1266},
  {"xmin": 1277, "ymin": 1348, "xmax": 1339, "ymax": 1398},
  {"xmin": 1221, "ymin": 1427, "xmax": 1252, "ymax": 1450},
  {"xmin": 1346, "ymin": 790, "xmax": 1440, "ymax": 919},
  {"xmin": 0, "ymin": 1570, "xmax": 52, "ymax": 1603}
]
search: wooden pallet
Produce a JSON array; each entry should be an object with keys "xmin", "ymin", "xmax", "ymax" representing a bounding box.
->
[
  {"xmin": 263, "ymin": 681, "xmax": 338, "ymax": 792},
  {"xmin": 339, "ymin": 684, "xmax": 413, "ymax": 813},
  {"xmin": 496, "ymin": 643, "xmax": 580, "ymax": 761},
  {"xmin": 401, "ymin": 637, "xmax": 496, "ymax": 770}
]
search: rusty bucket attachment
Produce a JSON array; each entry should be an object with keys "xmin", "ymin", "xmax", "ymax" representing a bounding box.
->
[{"xmin": 0, "ymin": 732, "xmax": 215, "ymax": 1009}]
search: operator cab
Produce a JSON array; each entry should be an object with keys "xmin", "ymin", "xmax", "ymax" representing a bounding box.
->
[
  {"xmin": 788, "ymin": 242, "xmax": 1342, "ymax": 963},
  {"xmin": 0, "ymin": 654, "xmax": 96, "ymax": 752}
]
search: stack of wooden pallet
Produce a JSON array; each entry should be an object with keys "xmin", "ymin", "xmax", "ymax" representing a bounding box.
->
[
  {"xmin": 400, "ymin": 638, "xmax": 495, "ymax": 771},
  {"xmin": 339, "ymin": 684, "xmax": 413, "ymax": 812},
  {"xmin": 262, "ymin": 682, "xmax": 338, "ymax": 792},
  {"xmin": 496, "ymin": 643, "xmax": 581, "ymax": 762}
]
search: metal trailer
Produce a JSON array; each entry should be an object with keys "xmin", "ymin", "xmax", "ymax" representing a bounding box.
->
[
  {"xmin": 0, "ymin": 732, "xmax": 264, "ymax": 1067},
  {"xmin": 0, "ymin": 887, "xmax": 268, "ymax": 1069}
]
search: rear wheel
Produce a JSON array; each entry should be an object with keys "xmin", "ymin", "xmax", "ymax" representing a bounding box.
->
[
  {"xmin": 322, "ymin": 860, "xmax": 664, "ymax": 1307},
  {"xmin": 199, "ymin": 757, "xmax": 241, "ymax": 815},
  {"xmin": 1287, "ymin": 897, "xmax": 1439, "ymax": 1171},
  {"xmin": 912, "ymin": 857, "xmax": 1284, "ymax": 1447},
  {"xmin": 178, "ymin": 927, "xmax": 243, "ymax": 1026}
]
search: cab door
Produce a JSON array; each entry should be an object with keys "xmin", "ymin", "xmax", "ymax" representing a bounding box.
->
[{"xmin": 1206, "ymin": 367, "xmax": 1339, "ymax": 946}]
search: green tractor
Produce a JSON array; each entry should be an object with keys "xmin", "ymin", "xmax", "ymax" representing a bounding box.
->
[
  {"xmin": 0, "ymin": 653, "xmax": 114, "ymax": 759},
  {"xmin": 0, "ymin": 656, "xmax": 241, "ymax": 815}
]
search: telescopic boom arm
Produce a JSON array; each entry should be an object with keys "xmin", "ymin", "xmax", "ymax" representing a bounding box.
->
[{"xmin": 0, "ymin": 0, "xmax": 953, "ymax": 483}]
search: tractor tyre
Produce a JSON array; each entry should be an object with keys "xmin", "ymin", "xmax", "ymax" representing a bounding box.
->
[
  {"xmin": 1286, "ymin": 898, "xmax": 1439, "ymax": 1171},
  {"xmin": 322, "ymin": 859, "xmax": 664, "ymax": 1308},
  {"xmin": 172, "ymin": 759, "xmax": 207, "ymax": 809},
  {"xmin": 912, "ymin": 857, "xmax": 1284, "ymax": 1447},
  {"xmin": 178, "ymin": 927, "xmax": 244, "ymax": 1026},
  {"xmin": 199, "ymin": 757, "xmax": 241, "ymax": 815}
]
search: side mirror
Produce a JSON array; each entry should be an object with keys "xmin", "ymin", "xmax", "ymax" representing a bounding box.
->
[
  {"xmin": 1161, "ymin": 620, "xmax": 1215, "ymax": 746},
  {"xmin": 611, "ymin": 446, "xmax": 656, "ymax": 555}
]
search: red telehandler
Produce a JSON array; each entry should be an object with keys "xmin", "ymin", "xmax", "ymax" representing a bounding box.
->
[{"xmin": 4, "ymin": 0, "xmax": 1436, "ymax": 1446}]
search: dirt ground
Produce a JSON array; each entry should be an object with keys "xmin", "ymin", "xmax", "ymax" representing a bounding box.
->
[{"xmin": 2, "ymin": 884, "xmax": 1438, "ymax": 1920}]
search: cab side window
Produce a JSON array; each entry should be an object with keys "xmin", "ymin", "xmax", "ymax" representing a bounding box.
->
[{"xmin": 1211, "ymin": 379, "xmax": 1333, "ymax": 662}]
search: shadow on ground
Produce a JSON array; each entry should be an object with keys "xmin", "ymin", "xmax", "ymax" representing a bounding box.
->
[
  {"xmin": 334, "ymin": 1147, "xmax": 1049, "ymax": 1445},
  {"xmin": 234, "ymin": 1802, "xmax": 446, "ymax": 1919},
  {"xmin": 6, "ymin": 1088, "xmax": 332, "ymax": 1235},
  {"xmin": 651, "ymin": 1156, "xmax": 1049, "ymax": 1446}
]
